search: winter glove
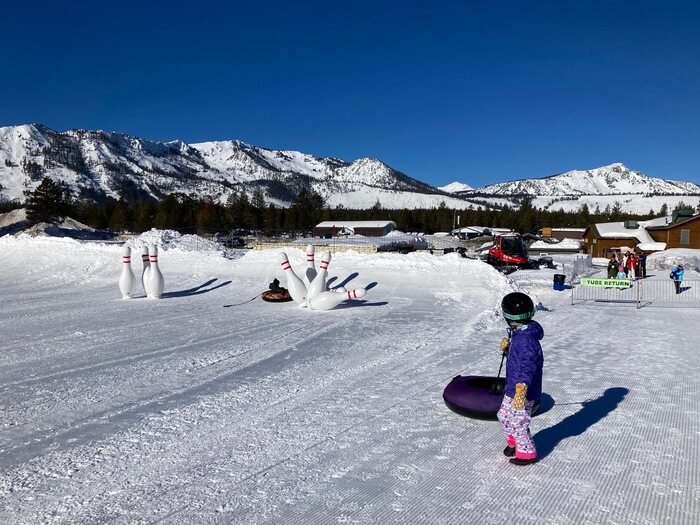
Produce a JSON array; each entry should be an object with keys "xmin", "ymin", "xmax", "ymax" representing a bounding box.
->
[
  {"xmin": 499, "ymin": 337, "xmax": 510, "ymax": 355},
  {"xmin": 512, "ymin": 383, "xmax": 528, "ymax": 411}
]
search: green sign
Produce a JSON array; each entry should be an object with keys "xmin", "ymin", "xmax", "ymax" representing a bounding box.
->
[{"xmin": 580, "ymin": 277, "xmax": 631, "ymax": 288}]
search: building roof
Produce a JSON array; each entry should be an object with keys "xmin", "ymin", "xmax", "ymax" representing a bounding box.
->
[
  {"xmin": 637, "ymin": 242, "xmax": 667, "ymax": 251},
  {"xmin": 315, "ymin": 220, "xmax": 397, "ymax": 229},
  {"xmin": 646, "ymin": 213, "xmax": 700, "ymax": 230},
  {"xmin": 589, "ymin": 215, "xmax": 675, "ymax": 244},
  {"xmin": 592, "ymin": 222, "xmax": 655, "ymax": 243}
]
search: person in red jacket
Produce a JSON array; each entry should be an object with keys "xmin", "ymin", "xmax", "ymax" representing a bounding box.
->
[{"xmin": 626, "ymin": 252, "xmax": 637, "ymax": 280}]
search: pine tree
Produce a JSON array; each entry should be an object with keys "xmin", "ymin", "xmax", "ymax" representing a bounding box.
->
[{"xmin": 25, "ymin": 177, "xmax": 66, "ymax": 224}]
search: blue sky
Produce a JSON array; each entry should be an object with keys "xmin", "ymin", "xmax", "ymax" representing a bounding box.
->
[{"xmin": 2, "ymin": 1, "xmax": 699, "ymax": 187}]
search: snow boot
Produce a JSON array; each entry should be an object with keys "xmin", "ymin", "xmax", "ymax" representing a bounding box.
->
[
  {"xmin": 503, "ymin": 446, "xmax": 515, "ymax": 457},
  {"xmin": 509, "ymin": 457, "xmax": 537, "ymax": 466}
]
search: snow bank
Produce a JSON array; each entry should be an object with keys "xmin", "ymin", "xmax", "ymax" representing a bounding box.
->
[{"xmin": 128, "ymin": 229, "xmax": 225, "ymax": 254}]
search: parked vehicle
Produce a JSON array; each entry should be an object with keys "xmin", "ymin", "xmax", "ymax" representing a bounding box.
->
[
  {"xmin": 484, "ymin": 233, "xmax": 555, "ymax": 272},
  {"xmin": 486, "ymin": 233, "xmax": 529, "ymax": 267}
]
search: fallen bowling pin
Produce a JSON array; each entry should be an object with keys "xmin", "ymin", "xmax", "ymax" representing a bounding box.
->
[
  {"xmin": 278, "ymin": 252, "xmax": 308, "ymax": 306},
  {"xmin": 308, "ymin": 288, "xmax": 366, "ymax": 311},
  {"xmin": 147, "ymin": 245, "xmax": 165, "ymax": 298},
  {"xmin": 118, "ymin": 246, "xmax": 136, "ymax": 299},
  {"xmin": 303, "ymin": 244, "xmax": 317, "ymax": 288},
  {"xmin": 307, "ymin": 251, "xmax": 331, "ymax": 300}
]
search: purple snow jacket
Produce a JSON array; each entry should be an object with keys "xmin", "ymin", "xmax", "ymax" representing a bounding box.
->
[{"xmin": 505, "ymin": 320, "xmax": 544, "ymax": 401}]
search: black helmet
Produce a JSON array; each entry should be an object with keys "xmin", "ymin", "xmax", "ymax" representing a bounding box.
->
[{"xmin": 501, "ymin": 292, "xmax": 535, "ymax": 322}]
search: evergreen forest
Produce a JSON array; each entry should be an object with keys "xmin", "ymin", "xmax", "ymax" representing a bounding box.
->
[{"xmin": 3, "ymin": 178, "xmax": 696, "ymax": 237}]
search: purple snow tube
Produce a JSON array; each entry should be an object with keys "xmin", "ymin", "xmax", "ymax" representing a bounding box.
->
[{"xmin": 443, "ymin": 375, "xmax": 540, "ymax": 420}]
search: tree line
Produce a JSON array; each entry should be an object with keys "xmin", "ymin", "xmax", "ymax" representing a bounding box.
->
[{"xmin": 10, "ymin": 176, "xmax": 697, "ymax": 236}]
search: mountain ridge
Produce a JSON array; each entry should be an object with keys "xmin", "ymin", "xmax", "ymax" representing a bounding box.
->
[{"xmin": 1, "ymin": 124, "xmax": 699, "ymax": 214}]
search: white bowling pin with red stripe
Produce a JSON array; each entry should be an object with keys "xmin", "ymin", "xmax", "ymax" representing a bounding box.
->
[
  {"xmin": 140, "ymin": 245, "xmax": 151, "ymax": 295},
  {"xmin": 308, "ymin": 288, "xmax": 366, "ymax": 311},
  {"xmin": 118, "ymin": 246, "xmax": 136, "ymax": 299},
  {"xmin": 146, "ymin": 245, "xmax": 165, "ymax": 298},
  {"xmin": 278, "ymin": 252, "xmax": 308, "ymax": 306},
  {"xmin": 307, "ymin": 251, "xmax": 331, "ymax": 300},
  {"xmin": 303, "ymin": 244, "xmax": 317, "ymax": 288}
]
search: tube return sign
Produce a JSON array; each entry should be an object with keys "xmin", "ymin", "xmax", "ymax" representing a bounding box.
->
[{"xmin": 580, "ymin": 277, "xmax": 631, "ymax": 288}]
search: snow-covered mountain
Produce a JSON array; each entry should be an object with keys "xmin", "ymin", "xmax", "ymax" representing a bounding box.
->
[
  {"xmin": 1, "ymin": 124, "xmax": 698, "ymax": 214},
  {"xmin": 439, "ymin": 181, "xmax": 473, "ymax": 193},
  {"xmin": 450, "ymin": 163, "xmax": 700, "ymax": 214},
  {"xmin": 469, "ymin": 163, "xmax": 700, "ymax": 197},
  {"xmin": 0, "ymin": 124, "xmax": 474, "ymax": 210}
]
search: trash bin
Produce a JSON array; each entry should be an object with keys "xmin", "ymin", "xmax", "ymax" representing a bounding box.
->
[{"xmin": 553, "ymin": 274, "xmax": 566, "ymax": 291}]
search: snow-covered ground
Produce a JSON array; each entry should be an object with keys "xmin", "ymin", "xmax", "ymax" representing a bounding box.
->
[{"xmin": 1, "ymin": 233, "xmax": 699, "ymax": 524}]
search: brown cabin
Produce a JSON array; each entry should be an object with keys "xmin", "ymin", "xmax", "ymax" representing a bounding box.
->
[
  {"xmin": 645, "ymin": 210, "xmax": 700, "ymax": 249},
  {"xmin": 582, "ymin": 210, "xmax": 700, "ymax": 257}
]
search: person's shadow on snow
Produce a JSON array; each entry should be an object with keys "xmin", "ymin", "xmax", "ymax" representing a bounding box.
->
[{"xmin": 534, "ymin": 387, "xmax": 629, "ymax": 460}]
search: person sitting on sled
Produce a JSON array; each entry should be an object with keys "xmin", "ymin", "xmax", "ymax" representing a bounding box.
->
[{"xmin": 497, "ymin": 292, "xmax": 544, "ymax": 465}]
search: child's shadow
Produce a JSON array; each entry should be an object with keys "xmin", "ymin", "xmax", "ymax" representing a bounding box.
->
[{"xmin": 534, "ymin": 387, "xmax": 629, "ymax": 460}]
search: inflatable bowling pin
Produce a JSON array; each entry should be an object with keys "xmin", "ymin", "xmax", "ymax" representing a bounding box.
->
[
  {"xmin": 303, "ymin": 244, "xmax": 317, "ymax": 288},
  {"xmin": 308, "ymin": 288, "xmax": 366, "ymax": 311},
  {"xmin": 278, "ymin": 252, "xmax": 308, "ymax": 306},
  {"xmin": 118, "ymin": 246, "xmax": 136, "ymax": 299},
  {"xmin": 307, "ymin": 251, "xmax": 331, "ymax": 300},
  {"xmin": 140, "ymin": 246, "xmax": 151, "ymax": 295},
  {"xmin": 146, "ymin": 245, "xmax": 165, "ymax": 298}
]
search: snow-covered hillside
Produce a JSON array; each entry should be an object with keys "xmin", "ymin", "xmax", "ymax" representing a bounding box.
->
[
  {"xmin": 449, "ymin": 163, "xmax": 700, "ymax": 214},
  {"xmin": 439, "ymin": 181, "xmax": 474, "ymax": 193},
  {"xmin": 0, "ymin": 124, "xmax": 472, "ymax": 210},
  {"xmin": 2, "ymin": 124, "xmax": 699, "ymax": 214},
  {"xmin": 475, "ymin": 163, "xmax": 700, "ymax": 196}
]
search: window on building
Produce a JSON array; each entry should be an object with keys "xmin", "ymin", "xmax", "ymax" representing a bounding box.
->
[{"xmin": 680, "ymin": 229, "xmax": 690, "ymax": 245}]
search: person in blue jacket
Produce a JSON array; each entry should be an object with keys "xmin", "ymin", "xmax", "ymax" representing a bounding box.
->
[
  {"xmin": 670, "ymin": 262, "xmax": 685, "ymax": 294},
  {"xmin": 497, "ymin": 292, "xmax": 544, "ymax": 465}
]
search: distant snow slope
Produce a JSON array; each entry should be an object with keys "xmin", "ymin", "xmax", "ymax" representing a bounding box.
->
[
  {"xmin": 439, "ymin": 181, "xmax": 473, "ymax": 193},
  {"xmin": 475, "ymin": 163, "xmax": 700, "ymax": 196}
]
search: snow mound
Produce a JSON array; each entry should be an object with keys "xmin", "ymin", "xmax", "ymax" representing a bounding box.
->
[
  {"xmin": 0, "ymin": 208, "xmax": 30, "ymax": 235},
  {"xmin": 129, "ymin": 229, "xmax": 225, "ymax": 254}
]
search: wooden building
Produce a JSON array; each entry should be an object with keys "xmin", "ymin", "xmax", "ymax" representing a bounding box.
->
[
  {"xmin": 313, "ymin": 220, "xmax": 397, "ymax": 238},
  {"xmin": 538, "ymin": 227, "xmax": 586, "ymax": 241},
  {"xmin": 582, "ymin": 210, "xmax": 700, "ymax": 257},
  {"xmin": 645, "ymin": 210, "xmax": 700, "ymax": 249}
]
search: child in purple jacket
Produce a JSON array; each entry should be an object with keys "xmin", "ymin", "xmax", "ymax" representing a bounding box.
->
[{"xmin": 497, "ymin": 292, "xmax": 544, "ymax": 465}]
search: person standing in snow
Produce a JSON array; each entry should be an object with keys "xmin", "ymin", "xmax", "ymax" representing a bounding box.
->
[
  {"xmin": 639, "ymin": 252, "xmax": 647, "ymax": 278},
  {"xmin": 616, "ymin": 264, "xmax": 627, "ymax": 280},
  {"xmin": 497, "ymin": 292, "xmax": 544, "ymax": 465},
  {"xmin": 670, "ymin": 263, "xmax": 685, "ymax": 294},
  {"xmin": 607, "ymin": 254, "xmax": 618, "ymax": 279},
  {"xmin": 621, "ymin": 252, "xmax": 629, "ymax": 277},
  {"xmin": 626, "ymin": 252, "xmax": 637, "ymax": 280}
]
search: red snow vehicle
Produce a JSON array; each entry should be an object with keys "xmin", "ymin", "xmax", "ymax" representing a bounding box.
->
[
  {"xmin": 484, "ymin": 233, "xmax": 550, "ymax": 273},
  {"xmin": 486, "ymin": 233, "xmax": 529, "ymax": 266}
]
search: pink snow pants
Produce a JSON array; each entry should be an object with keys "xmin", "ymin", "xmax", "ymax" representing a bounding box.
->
[{"xmin": 497, "ymin": 395, "xmax": 537, "ymax": 460}]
